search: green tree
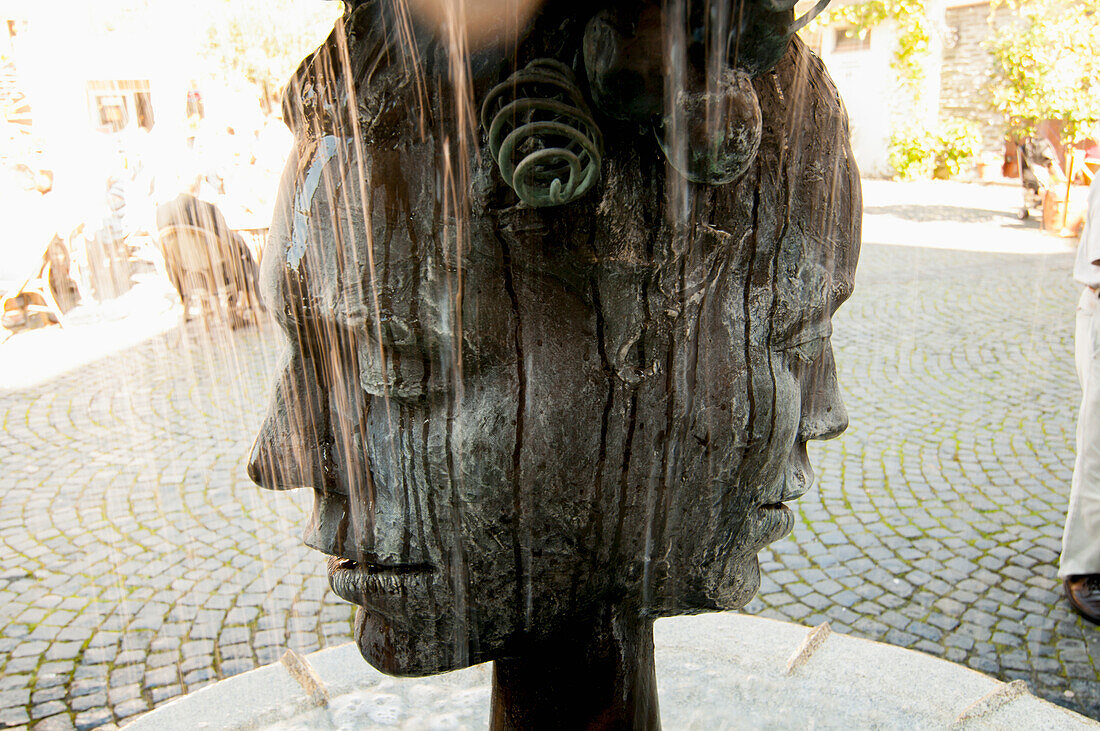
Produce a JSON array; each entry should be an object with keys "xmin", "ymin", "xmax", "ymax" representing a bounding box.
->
[
  {"xmin": 200, "ymin": 0, "xmax": 343, "ymax": 102},
  {"xmin": 889, "ymin": 118, "xmax": 982, "ymax": 179},
  {"xmin": 802, "ymin": 0, "xmax": 931, "ymax": 96},
  {"xmin": 74, "ymin": 0, "xmax": 341, "ymax": 107},
  {"xmin": 802, "ymin": 0, "xmax": 965, "ymax": 179},
  {"xmin": 985, "ymin": 0, "xmax": 1100, "ymax": 141}
]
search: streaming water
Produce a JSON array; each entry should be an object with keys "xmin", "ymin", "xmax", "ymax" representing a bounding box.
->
[{"xmin": 1, "ymin": 1, "xmax": 1098, "ymax": 728}]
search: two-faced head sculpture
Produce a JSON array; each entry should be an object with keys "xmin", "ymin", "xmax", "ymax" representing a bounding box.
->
[{"xmin": 247, "ymin": 0, "xmax": 860, "ymax": 712}]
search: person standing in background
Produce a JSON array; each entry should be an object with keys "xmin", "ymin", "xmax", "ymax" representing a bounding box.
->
[{"xmin": 1062, "ymin": 172, "xmax": 1100, "ymax": 624}]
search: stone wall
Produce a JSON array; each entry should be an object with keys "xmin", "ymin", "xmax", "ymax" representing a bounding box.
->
[
  {"xmin": 938, "ymin": 1, "xmax": 1015, "ymax": 155},
  {"xmin": 1, "ymin": 19, "xmax": 30, "ymax": 133}
]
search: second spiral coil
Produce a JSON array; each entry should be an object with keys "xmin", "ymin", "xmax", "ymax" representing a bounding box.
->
[{"xmin": 480, "ymin": 59, "xmax": 603, "ymax": 208}]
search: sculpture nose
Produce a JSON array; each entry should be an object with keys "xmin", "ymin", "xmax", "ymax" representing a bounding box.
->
[
  {"xmin": 247, "ymin": 416, "xmax": 328, "ymax": 492},
  {"xmin": 246, "ymin": 433, "xmax": 308, "ymax": 491},
  {"xmin": 247, "ymin": 358, "xmax": 332, "ymax": 491},
  {"xmin": 245, "ymin": 441, "xmax": 270, "ymax": 487},
  {"xmin": 799, "ymin": 345, "xmax": 848, "ymax": 442}
]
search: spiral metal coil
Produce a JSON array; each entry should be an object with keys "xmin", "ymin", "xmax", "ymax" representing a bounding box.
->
[{"xmin": 480, "ymin": 59, "xmax": 603, "ymax": 208}]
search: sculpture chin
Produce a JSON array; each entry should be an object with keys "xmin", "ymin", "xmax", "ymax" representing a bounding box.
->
[
  {"xmin": 348, "ymin": 548, "xmax": 770, "ymax": 677},
  {"xmin": 707, "ymin": 557, "xmax": 762, "ymax": 613},
  {"xmin": 354, "ymin": 607, "xmax": 464, "ymax": 677},
  {"xmin": 653, "ymin": 547, "xmax": 764, "ymax": 617}
]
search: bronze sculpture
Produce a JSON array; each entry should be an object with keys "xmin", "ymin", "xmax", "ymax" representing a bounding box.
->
[{"xmin": 248, "ymin": 0, "xmax": 860, "ymax": 727}]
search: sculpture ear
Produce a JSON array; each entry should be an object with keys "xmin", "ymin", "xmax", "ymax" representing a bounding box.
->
[
  {"xmin": 481, "ymin": 60, "xmax": 603, "ymax": 207},
  {"xmin": 758, "ymin": 0, "xmax": 832, "ymax": 28},
  {"xmin": 788, "ymin": 0, "xmax": 832, "ymax": 33}
]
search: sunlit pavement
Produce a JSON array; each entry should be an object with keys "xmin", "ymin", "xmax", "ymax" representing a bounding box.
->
[
  {"xmin": 0, "ymin": 179, "xmax": 1096, "ymax": 729},
  {"xmin": 748, "ymin": 180, "xmax": 1099, "ymax": 719},
  {"xmin": 0, "ymin": 313, "xmax": 356, "ymax": 730}
]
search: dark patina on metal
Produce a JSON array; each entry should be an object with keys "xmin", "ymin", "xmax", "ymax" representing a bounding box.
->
[{"xmin": 249, "ymin": 1, "xmax": 860, "ymax": 727}]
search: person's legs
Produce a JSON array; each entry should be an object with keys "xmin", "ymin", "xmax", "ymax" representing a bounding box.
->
[{"xmin": 1061, "ymin": 288, "xmax": 1100, "ymax": 622}]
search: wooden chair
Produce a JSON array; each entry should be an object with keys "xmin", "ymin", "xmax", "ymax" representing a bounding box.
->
[
  {"xmin": 158, "ymin": 224, "xmax": 249, "ymax": 329},
  {"xmin": 0, "ymin": 263, "xmax": 66, "ymax": 335},
  {"xmin": 1043, "ymin": 150, "xmax": 1095, "ymax": 236},
  {"xmin": 0, "ymin": 237, "xmax": 79, "ymax": 337}
]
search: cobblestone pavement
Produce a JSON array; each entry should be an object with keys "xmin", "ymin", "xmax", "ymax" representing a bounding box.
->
[
  {"xmin": 748, "ymin": 181, "xmax": 1100, "ymax": 719},
  {"xmin": 0, "ymin": 180, "xmax": 1097, "ymax": 728},
  {"xmin": 0, "ymin": 323, "xmax": 357, "ymax": 730}
]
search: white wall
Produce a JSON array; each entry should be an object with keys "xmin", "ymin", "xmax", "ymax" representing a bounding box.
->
[
  {"xmin": 814, "ymin": 0, "xmax": 960, "ymax": 178},
  {"xmin": 817, "ymin": 21, "xmax": 901, "ymax": 177}
]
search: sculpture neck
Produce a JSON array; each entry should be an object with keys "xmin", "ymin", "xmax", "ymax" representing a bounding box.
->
[{"xmin": 490, "ymin": 609, "xmax": 660, "ymax": 731}]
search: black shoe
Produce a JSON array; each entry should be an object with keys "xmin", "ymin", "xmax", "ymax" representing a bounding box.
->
[{"xmin": 1064, "ymin": 575, "xmax": 1100, "ymax": 625}]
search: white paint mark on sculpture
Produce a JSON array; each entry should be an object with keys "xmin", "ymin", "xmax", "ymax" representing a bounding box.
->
[{"xmin": 288, "ymin": 135, "xmax": 341, "ymax": 271}]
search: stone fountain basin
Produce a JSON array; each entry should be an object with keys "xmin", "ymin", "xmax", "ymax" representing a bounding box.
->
[{"xmin": 125, "ymin": 614, "xmax": 1097, "ymax": 729}]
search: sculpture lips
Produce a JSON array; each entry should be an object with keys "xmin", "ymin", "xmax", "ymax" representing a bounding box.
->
[
  {"xmin": 756, "ymin": 503, "xmax": 795, "ymax": 545},
  {"xmin": 327, "ymin": 556, "xmax": 433, "ymax": 608}
]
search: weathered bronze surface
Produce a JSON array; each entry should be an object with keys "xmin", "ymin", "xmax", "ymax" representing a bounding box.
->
[{"xmin": 249, "ymin": 1, "xmax": 860, "ymax": 726}]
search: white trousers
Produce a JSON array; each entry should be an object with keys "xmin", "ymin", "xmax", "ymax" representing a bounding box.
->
[{"xmin": 1060, "ymin": 287, "xmax": 1100, "ymax": 576}]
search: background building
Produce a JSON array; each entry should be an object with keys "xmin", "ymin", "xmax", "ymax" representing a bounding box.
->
[{"xmin": 805, "ymin": 0, "xmax": 1014, "ymax": 177}]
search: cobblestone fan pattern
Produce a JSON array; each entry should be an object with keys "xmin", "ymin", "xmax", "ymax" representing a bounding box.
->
[
  {"xmin": 746, "ymin": 242, "xmax": 1100, "ymax": 719},
  {"xmin": 0, "ymin": 326, "xmax": 356, "ymax": 730},
  {"xmin": 1, "ymin": 233, "xmax": 1099, "ymax": 727}
]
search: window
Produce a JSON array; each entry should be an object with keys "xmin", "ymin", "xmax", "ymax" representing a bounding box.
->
[
  {"xmin": 834, "ymin": 26, "xmax": 871, "ymax": 52},
  {"xmin": 86, "ymin": 80, "xmax": 154, "ymax": 132},
  {"xmin": 94, "ymin": 93, "xmax": 128, "ymax": 131}
]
